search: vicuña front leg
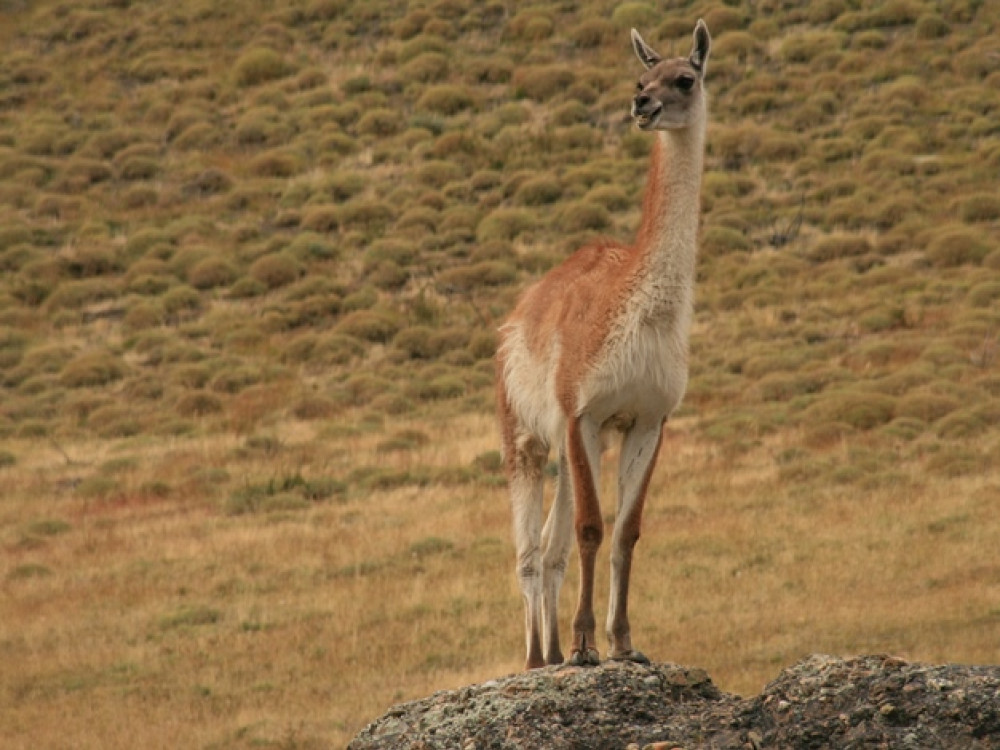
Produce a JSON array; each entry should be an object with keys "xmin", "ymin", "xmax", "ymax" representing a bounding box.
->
[
  {"xmin": 566, "ymin": 416, "xmax": 603, "ymax": 666},
  {"xmin": 607, "ymin": 417, "xmax": 664, "ymax": 664}
]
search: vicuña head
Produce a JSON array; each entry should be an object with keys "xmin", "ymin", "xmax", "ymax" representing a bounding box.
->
[
  {"xmin": 630, "ymin": 20, "xmax": 710, "ymax": 131},
  {"xmin": 496, "ymin": 20, "xmax": 711, "ymax": 671}
]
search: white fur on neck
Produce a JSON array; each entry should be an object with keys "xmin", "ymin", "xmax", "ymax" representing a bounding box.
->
[{"xmin": 578, "ymin": 120, "xmax": 705, "ymax": 427}]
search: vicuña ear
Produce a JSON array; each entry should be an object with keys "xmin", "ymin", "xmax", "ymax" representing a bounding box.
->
[
  {"xmin": 689, "ymin": 19, "xmax": 711, "ymax": 74},
  {"xmin": 631, "ymin": 28, "xmax": 661, "ymax": 70}
]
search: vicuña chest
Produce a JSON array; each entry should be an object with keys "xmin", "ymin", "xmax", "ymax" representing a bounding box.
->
[{"xmin": 578, "ymin": 309, "xmax": 692, "ymax": 427}]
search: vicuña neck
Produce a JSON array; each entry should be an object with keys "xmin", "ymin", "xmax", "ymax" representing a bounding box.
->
[{"xmin": 630, "ymin": 124, "xmax": 705, "ymax": 316}]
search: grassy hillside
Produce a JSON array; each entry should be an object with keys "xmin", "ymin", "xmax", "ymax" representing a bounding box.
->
[{"xmin": 1, "ymin": 0, "xmax": 999, "ymax": 747}]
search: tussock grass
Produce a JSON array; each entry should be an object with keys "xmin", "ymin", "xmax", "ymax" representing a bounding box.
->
[{"xmin": 2, "ymin": 1, "xmax": 1000, "ymax": 746}]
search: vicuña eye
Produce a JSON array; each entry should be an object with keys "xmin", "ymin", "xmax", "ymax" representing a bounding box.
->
[
  {"xmin": 636, "ymin": 82, "xmax": 643, "ymax": 92},
  {"xmin": 676, "ymin": 76, "xmax": 695, "ymax": 91}
]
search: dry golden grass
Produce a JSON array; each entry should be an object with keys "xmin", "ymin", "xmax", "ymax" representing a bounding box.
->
[
  {"xmin": 3, "ymin": 412, "xmax": 998, "ymax": 748},
  {"xmin": 2, "ymin": 0, "xmax": 1000, "ymax": 747}
]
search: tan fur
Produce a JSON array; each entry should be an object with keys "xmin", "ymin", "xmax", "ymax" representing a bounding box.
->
[{"xmin": 497, "ymin": 21, "xmax": 711, "ymax": 669}]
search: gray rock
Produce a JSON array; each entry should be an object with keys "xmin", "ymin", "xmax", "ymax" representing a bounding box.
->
[{"xmin": 349, "ymin": 655, "xmax": 1000, "ymax": 749}]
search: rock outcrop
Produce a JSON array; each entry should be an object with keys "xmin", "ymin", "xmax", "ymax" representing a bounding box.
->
[{"xmin": 349, "ymin": 655, "xmax": 1000, "ymax": 749}]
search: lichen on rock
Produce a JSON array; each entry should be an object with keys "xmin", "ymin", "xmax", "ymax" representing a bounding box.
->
[{"xmin": 349, "ymin": 655, "xmax": 1000, "ymax": 749}]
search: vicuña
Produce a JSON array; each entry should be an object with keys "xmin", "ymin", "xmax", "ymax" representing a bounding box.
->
[{"xmin": 496, "ymin": 20, "xmax": 712, "ymax": 669}]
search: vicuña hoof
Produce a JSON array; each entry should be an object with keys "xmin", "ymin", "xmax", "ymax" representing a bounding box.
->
[
  {"xmin": 567, "ymin": 647, "xmax": 601, "ymax": 667},
  {"xmin": 609, "ymin": 649, "xmax": 650, "ymax": 665}
]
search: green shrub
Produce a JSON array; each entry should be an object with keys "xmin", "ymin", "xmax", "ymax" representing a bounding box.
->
[
  {"xmin": 859, "ymin": 306, "xmax": 906, "ymax": 333},
  {"xmin": 291, "ymin": 395, "xmax": 340, "ymax": 420},
  {"xmin": 336, "ymin": 309, "xmax": 401, "ymax": 343},
  {"xmin": 338, "ymin": 373, "xmax": 397, "ymax": 407},
  {"xmin": 160, "ymin": 605, "xmax": 221, "ymax": 630},
  {"xmin": 337, "ymin": 200, "xmax": 394, "ymax": 233},
  {"xmin": 123, "ymin": 300, "xmax": 166, "ymax": 331},
  {"xmin": 569, "ymin": 18, "xmax": 613, "ymax": 47},
  {"xmin": 118, "ymin": 156, "xmax": 161, "ymax": 180},
  {"xmin": 416, "ymin": 84, "xmax": 475, "ymax": 115},
  {"xmin": 300, "ymin": 205, "xmax": 341, "ymax": 233},
  {"xmin": 186, "ymin": 168, "xmax": 233, "ymax": 197},
  {"xmin": 925, "ymin": 226, "xmax": 991, "ymax": 267},
  {"xmin": 175, "ymin": 390, "xmax": 224, "ymax": 417},
  {"xmin": 43, "ymin": 278, "xmax": 116, "ymax": 311},
  {"xmin": 712, "ymin": 31, "xmax": 764, "ymax": 62},
  {"xmin": 463, "ymin": 54, "xmax": 513, "ymax": 86},
  {"xmin": 188, "ymin": 257, "xmax": 238, "ymax": 289},
  {"xmin": 393, "ymin": 327, "xmax": 439, "ymax": 360},
  {"xmin": 367, "ymin": 260, "xmax": 409, "ymax": 290},
  {"xmin": 436, "ymin": 261, "xmax": 516, "ymax": 291},
  {"xmin": 895, "ymin": 391, "xmax": 960, "ymax": 423},
  {"xmin": 957, "ymin": 193, "xmax": 1000, "ymax": 222},
  {"xmin": 429, "ymin": 131, "xmax": 483, "ymax": 161},
  {"xmin": 210, "ymin": 366, "xmax": 261, "ymax": 394},
  {"xmin": 248, "ymin": 149, "xmax": 301, "ymax": 178},
  {"xmin": 322, "ymin": 170, "xmax": 366, "ymax": 201},
  {"xmin": 925, "ymin": 448, "xmax": 989, "ymax": 478},
  {"xmin": 249, "ymin": 252, "xmax": 303, "ymax": 289},
  {"xmin": 124, "ymin": 228, "xmax": 173, "ymax": 258},
  {"xmin": 364, "ymin": 239, "xmax": 418, "ymax": 270},
  {"xmin": 418, "ymin": 374, "xmax": 465, "ymax": 400},
  {"xmin": 319, "ymin": 131, "xmax": 358, "ymax": 156},
  {"xmin": 60, "ymin": 350, "xmax": 126, "ymax": 388},
  {"xmin": 702, "ymin": 226, "xmax": 751, "ymax": 255},
  {"xmin": 341, "ymin": 285, "xmax": 377, "ymax": 312},
  {"xmin": 413, "ymin": 160, "xmax": 462, "ymax": 188},
  {"xmin": 880, "ymin": 417, "xmax": 927, "ymax": 441},
  {"xmin": 558, "ymin": 201, "xmax": 610, "ymax": 233},
  {"xmin": 514, "ymin": 176, "xmax": 562, "ymax": 206},
  {"xmin": 234, "ymin": 47, "xmax": 294, "ymax": 86},
  {"xmin": 162, "ymin": 285, "xmax": 202, "ymax": 317},
  {"xmin": 610, "ymin": 2, "xmax": 655, "ymax": 29},
  {"xmin": 283, "ymin": 332, "xmax": 361, "ymax": 366},
  {"xmin": 401, "ymin": 52, "xmax": 450, "ymax": 83},
  {"xmin": 476, "ymin": 208, "xmax": 536, "ymax": 242},
  {"xmin": 512, "ymin": 65, "xmax": 576, "ymax": 101},
  {"xmin": 9, "ymin": 556, "xmax": 57, "ymax": 579},
  {"xmin": 395, "ymin": 9, "xmax": 430, "ymax": 39},
  {"xmin": 506, "ymin": 9, "xmax": 554, "ymax": 40},
  {"xmin": 88, "ymin": 404, "xmax": 140, "ymax": 438},
  {"xmin": 808, "ymin": 234, "xmax": 872, "ymax": 262},
  {"xmin": 936, "ymin": 408, "xmax": 988, "ymax": 439},
  {"xmin": 750, "ymin": 371, "xmax": 826, "ymax": 403},
  {"xmin": 870, "ymin": 0, "xmax": 924, "ymax": 26},
  {"xmin": 915, "ymin": 14, "xmax": 950, "ymax": 38},
  {"xmin": 779, "ymin": 31, "xmax": 844, "ymax": 64},
  {"xmin": 287, "ymin": 232, "xmax": 338, "ymax": 261},
  {"xmin": 59, "ymin": 157, "xmax": 113, "ymax": 189},
  {"xmin": 702, "ymin": 6, "xmax": 749, "ymax": 34},
  {"xmin": 586, "ymin": 185, "xmax": 630, "ymax": 211},
  {"xmin": 174, "ymin": 122, "xmax": 222, "ymax": 150},
  {"xmin": 967, "ymin": 281, "xmax": 1000, "ymax": 308},
  {"xmin": 396, "ymin": 32, "xmax": 448, "ymax": 63},
  {"xmin": 755, "ymin": 132, "xmax": 804, "ymax": 161},
  {"xmin": 550, "ymin": 101, "xmax": 591, "ymax": 127},
  {"xmin": 356, "ymin": 108, "xmax": 402, "ymax": 136},
  {"xmin": 235, "ymin": 107, "xmax": 292, "ymax": 146},
  {"xmin": 395, "ymin": 206, "xmax": 438, "ymax": 234},
  {"xmin": 802, "ymin": 391, "xmax": 896, "ymax": 430}
]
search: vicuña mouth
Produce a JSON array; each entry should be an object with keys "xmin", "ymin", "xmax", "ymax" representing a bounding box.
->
[{"xmin": 633, "ymin": 105, "xmax": 661, "ymax": 129}]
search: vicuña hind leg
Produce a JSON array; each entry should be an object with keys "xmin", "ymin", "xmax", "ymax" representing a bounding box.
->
[
  {"xmin": 607, "ymin": 417, "xmax": 664, "ymax": 664},
  {"xmin": 540, "ymin": 450, "xmax": 573, "ymax": 664},
  {"xmin": 510, "ymin": 436, "xmax": 547, "ymax": 670}
]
